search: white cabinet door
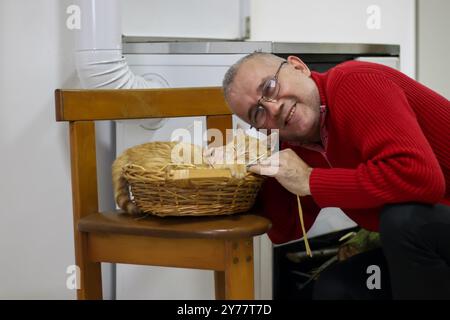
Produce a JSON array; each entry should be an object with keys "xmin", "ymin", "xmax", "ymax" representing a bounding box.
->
[
  {"xmin": 120, "ymin": 0, "xmax": 247, "ymax": 40},
  {"xmin": 250, "ymin": 0, "xmax": 415, "ymax": 77}
]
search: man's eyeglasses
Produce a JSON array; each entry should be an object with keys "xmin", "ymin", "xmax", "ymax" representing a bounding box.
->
[{"xmin": 250, "ymin": 60, "xmax": 287, "ymax": 129}]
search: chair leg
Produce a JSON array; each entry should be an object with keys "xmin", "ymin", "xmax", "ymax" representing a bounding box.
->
[
  {"xmin": 75, "ymin": 232, "xmax": 103, "ymax": 300},
  {"xmin": 224, "ymin": 238, "xmax": 254, "ymax": 299},
  {"xmin": 214, "ymin": 271, "xmax": 226, "ymax": 299}
]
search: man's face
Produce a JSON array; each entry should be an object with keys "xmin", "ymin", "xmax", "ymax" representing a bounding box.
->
[{"xmin": 227, "ymin": 56, "xmax": 321, "ymax": 143}]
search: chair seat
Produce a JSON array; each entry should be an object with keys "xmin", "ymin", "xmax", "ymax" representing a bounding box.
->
[{"xmin": 78, "ymin": 210, "xmax": 271, "ymax": 239}]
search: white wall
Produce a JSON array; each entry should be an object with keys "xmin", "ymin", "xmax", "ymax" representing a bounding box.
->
[
  {"xmin": 417, "ymin": 0, "xmax": 450, "ymax": 98},
  {"xmin": 0, "ymin": 0, "xmax": 77, "ymax": 299},
  {"xmin": 0, "ymin": 0, "xmax": 118, "ymax": 299}
]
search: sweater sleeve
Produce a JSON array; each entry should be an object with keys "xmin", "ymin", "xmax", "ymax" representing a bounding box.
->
[{"xmin": 310, "ymin": 72, "xmax": 446, "ymax": 208}]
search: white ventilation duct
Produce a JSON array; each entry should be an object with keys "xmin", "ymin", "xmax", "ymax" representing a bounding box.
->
[
  {"xmin": 73, "ymin": 0, "xmax": 169, "ymax": 299},
  {"xmin": 75, "ymin": 0, "xmax": 146, "ymax": 89},
  {"xmin": 74, "ymin": 0, "xmax": 165, "ymax": 127}
]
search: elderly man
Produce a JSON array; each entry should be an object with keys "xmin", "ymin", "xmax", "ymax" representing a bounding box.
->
[{"xmin": 221, "ymin": 52, "xmax": 450, "ymax": 300}]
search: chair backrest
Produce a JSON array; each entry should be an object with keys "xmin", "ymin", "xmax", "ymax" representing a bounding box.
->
[{"xmin": 55, "ymin": 87, "xmax": 232, "ymax": 221}]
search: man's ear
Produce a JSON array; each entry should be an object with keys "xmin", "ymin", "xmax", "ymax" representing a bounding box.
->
[{"xmin": 287, "ymin": 55, "xmax": 311, "ymax": 76}]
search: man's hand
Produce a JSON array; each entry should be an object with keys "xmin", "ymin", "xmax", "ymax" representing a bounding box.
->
[{"xmin": 248, "ymin": 148, "xmax": 313, "ymax": 196}]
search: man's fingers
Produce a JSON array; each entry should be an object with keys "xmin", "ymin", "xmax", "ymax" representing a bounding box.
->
[
  {"xmin": 248, "ymin": 163, "xmax": 279, "ymax": 176},
  {"xmin": 247, "ymin": 164, "xmax": 261, "ymax": 174},
  {"xmin": 258, "ymin": 157, "xmax": 273, "ymax": 166}
]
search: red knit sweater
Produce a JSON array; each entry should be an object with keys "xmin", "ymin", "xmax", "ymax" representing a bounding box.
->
[{"xmin": 260, "ymin": 61, "xmax": 450, "ymax": 244}]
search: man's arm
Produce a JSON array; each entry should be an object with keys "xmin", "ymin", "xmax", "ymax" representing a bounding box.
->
[{"xmin": 311, "ymin": 72, "xmax": 445, "ymax": 209}]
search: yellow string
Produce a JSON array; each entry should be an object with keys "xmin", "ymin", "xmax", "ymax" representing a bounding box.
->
[{"xmin": 297, "ymin": 195, "xmax": 312, "ymax": 257}]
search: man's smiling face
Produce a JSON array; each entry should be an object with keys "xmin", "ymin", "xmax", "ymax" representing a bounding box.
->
[{"xmin": 226, "ymin": 55, "xmax": 322, "ymax": 144}]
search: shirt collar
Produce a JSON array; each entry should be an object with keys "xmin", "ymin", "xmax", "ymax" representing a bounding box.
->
[
  {"xmin": 310, "ymin": 72, "xmax": 329, "ymax": 149},
  {"xmin": 318, "ymin": 105, "xmax": 329, "ymax": 149},
  {"xmin": 311, "ymin": 71, "xmax": 328, "ymax": 106}
]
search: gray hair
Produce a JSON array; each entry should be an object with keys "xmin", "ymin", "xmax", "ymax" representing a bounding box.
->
[{"xmin": 222, "ymin": 52, "xmax": 283, "ymax": 103}]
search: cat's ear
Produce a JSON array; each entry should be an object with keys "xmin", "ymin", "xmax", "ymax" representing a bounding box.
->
[
  {"xmin": 235, "ymin": 123, "xmax": 247, "ymax": 137},
  {"xmin": 236, "ymin": 122, "xmax": 245, "ymax": 131},
  {"xmin": 234, "ymin": 123, "xmax": 247, "ymax": 145}
]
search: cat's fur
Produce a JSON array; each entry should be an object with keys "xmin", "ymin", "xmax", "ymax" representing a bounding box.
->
[{"xmin": 112, "ymin": 129, "xmax": 275, "ymax": 215}]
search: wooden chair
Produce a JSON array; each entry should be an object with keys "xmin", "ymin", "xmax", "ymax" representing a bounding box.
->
[{"xmin": 55, "ymin": 87, "xmax": 271, "ymax": 300}]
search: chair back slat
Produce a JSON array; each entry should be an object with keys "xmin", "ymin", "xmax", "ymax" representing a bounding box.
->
[
  {"xmin": 206, "ymin": 115, "xmax": 233, "ymax": 146},
  {"xmin": 55, "ymin": 87, "xmax": 231, "ymax": 121},
  {"xmin": 69, "ymin": 121, "xmax": 99, "ymax": 219}
]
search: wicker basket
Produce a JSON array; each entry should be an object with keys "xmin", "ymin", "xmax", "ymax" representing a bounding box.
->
[{"xmin": 112, "ymin": 141, "xmax": 265, "ymax": 217}]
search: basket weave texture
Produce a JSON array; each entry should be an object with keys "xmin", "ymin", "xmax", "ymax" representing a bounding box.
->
[{"xmin": 112, "ymin": 141, "xmax": 264, "ymax": 217}]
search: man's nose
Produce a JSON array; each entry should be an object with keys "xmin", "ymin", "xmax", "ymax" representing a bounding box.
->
[{"xmin": 260, "ymin": 99, "xmax": 284, "ymax": 124}]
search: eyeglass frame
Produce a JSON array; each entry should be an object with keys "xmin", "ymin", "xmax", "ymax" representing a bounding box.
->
[{"xmin": 249, "ymin": 60, "xmax": 288, "ymax": 129}]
